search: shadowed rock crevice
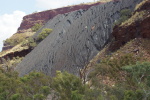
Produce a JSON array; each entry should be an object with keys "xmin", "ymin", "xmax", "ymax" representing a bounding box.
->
[{"xmin": 0, "ymin": 48, "xmax": 32, "ymax": 63}]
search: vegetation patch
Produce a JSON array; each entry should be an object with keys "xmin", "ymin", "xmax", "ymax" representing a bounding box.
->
[
  {"xmin": 121, "ymin": 11, "xmax": 147, "ymax": 26},
  {"xmin": 3, "ymin": 31, "xmax": 35, "ymax": 47},
  {"xmin": 0, "ymin": 28, "xmax": 52, "ymax": 60},
  {"xmin": 4, "ymin": 33, "xmax": 27, "ymax": 46},
  {"xmin": 0, "ymin": 57, "xmax": 23, "ymax": 71},
  {"xmin": 0, "ymin": 71, "xmax": 51, "ymax": 100},
  {"xmin": 134, "ymin": 0, "xmax": 148, "ymax": 11},
  {"xmin": 122, "ymin": 62, "xmax": 150, "ymax": 100},
  {"xmin": 31, "ymin": 23, "xmax": 42, "ymax": 32},
  {"xmin": 88, "ymin": 54, "xmax": 137, "ymax": 83},
  {"xmin": 21, "ymin": 37, "xmax": 37, "ymax": 49},
  {"xmin": 85, "ymin": 37, "xmax": 150, "ymax": 99},
  {"xmin": 114, "ymin": 8, "xmax": 132, "ymax": 26},
  {"xmin": 37, "ymin": 28, "xmax": 53, "ymax": 42},
  {"xmin": 88, "ymin": 54, "xmax": 150, "ymax": 99}
]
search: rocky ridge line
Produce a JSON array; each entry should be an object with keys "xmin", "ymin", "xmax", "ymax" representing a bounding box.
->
[{"xmin": 17, "ymin": 2, "xmax": 102, "ymax": 33}]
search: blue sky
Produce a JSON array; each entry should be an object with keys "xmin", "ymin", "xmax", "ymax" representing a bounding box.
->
[
  {"xmin": 0, "ymin": 0, "xmax": 95, "ymax": 51},
  {"xmin": 0, "ymin": 0, "xmax": 37, "ymax": 15}
]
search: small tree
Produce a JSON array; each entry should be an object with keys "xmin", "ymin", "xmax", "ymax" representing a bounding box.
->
[
  {"xmin": 123, "ymin": 62, "xmax": 150, "ymax": 100},
  {"xmin": 114, "ymin": 8, "xmax": 132, "ymax": 26},
  {"xmin": 52, "ymin": 71, "xmax": 85, "ymax": 100},
  {"xmin": 21, "ymin": 37, "xmax": 37, "ymax": 48},
  {"xmin": 37, "ymin": 28, "xmax": 53, "ymax": 42},
  {"xmin": 31, "ymin": 23, "xmax": 42, "ymax": 32}
]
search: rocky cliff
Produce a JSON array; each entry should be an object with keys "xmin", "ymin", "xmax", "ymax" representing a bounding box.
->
[
  {"xmin": 110, "ymin": 0, "xmax": 150, "ymax": 51},
  {"xmin": 15, "ymin": 0, "xmax": 143, "ymax": 76},
  {"xmin": 1, "ymin": 2, "xmax": 104, "ymax": 67},
  {"xmin": 17, "ymin": 2, "xmax": 102, "ymax": 33}
]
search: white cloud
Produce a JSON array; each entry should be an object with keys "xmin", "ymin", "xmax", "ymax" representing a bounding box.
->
[
  {"xmin": 36, "ymin": 0, "xmax": 95, "ymax": 10},
  {"xmin": 0, "ymin": 10, "xmax": 26, "ymax": 51}
]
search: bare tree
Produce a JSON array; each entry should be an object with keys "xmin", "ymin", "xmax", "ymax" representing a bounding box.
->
[{"xmin": 68, "ymin": 45, "xmax": 92, "ymax": 84}]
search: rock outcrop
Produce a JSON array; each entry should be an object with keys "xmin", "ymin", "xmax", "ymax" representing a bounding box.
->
[
  {"xmin": 2, "ymin": 46, "xmax": 14, "ymax": 51},
  {"xmin": 110, "ymin": 0, "xmax": 150, "ymax": 51},
  {"xmin": 0, "ymin": 48, "xmax": 32, "ymax": 63},
  {"xmin": 15, "ymin": 0, "xmax": 143, "ymax": 76},
  {"xmin": 17, "ymin": 2, "xmax": 102, "ymax": 33}
]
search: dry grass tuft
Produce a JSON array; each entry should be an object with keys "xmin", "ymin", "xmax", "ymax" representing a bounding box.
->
[
  {"xmin": 134, "ymin": 0, "xmax": 148, "ymax": 11},
  {"xmin": 121, "ymin": 11, "xmax": 148, "ymax": 26}
]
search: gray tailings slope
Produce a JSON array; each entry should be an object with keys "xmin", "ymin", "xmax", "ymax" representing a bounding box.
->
[{"xmin": 15, "ymin": 0, "xmax": 143, "ymax": 76}]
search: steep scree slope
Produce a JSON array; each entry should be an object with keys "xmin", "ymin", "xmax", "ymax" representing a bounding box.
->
[{"xmin": 15, "ymin": 0, "xmax": 143, "ymax": 76}]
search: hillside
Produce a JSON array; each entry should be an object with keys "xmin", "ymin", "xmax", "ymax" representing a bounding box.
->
[
  {"xmin": 84, "ymin": 0, "xmax": 150, "ymax": 81},
  {"xmin": 1, "ymin": 2, "xmax": 102, "ymax": 51},
  {"xmin": 0, "ymin": 0, "xmax": 149, "ymax": 100},
  {"xmin": 15, "ymin": 0, "xmax": 143, "ymax": 77},
  {"xmin": 80, "ymin": 0, "xmax": 150, "ymax": 99},
  {"xmin": 0, "ymin": 1, "xmax": 103, "ymax": 70}
]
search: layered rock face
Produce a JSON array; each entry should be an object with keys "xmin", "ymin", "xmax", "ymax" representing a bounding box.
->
[
  {"xmin": 17, "ymin": 3, "xmax": 102, "ymax": 33},
  {"xmin": 15, "ymin": 0, "xmax": 143, "ymax": 76},
  {"xmin": 110, "ymin": 0, "xmax": 150, "ymax": 51},
  {"xmin": 2, "ymin": 46, "xmax": 13, "ymax": 51},
  {"xmin": 0, "ymin": 48, "xmax": 32, "ymax": 63}
]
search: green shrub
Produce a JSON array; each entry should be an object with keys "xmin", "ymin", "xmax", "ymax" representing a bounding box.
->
[
  {"xmin": 4, "ymin": 37, "xmax": 25, "ymax": 46},
  {"xmin": 22, "ymin": 28, "xmax": 52, "ymax": 48},
  {"xmin": 107, "ymin": 87, "xmax": 124, "ymax": 100},
  {"xmin": 120, "ymin": 9, "xmax": 132, "ymax": 17},
  {"xmin": 10, "ymin": 93, "xmax": 21, "ymax": 100},
  {"xmin": 89, "ymin": 54, "xmax": 136, "ymax": 81},
  {"xmin": 4, "ymin": 33, "xmax": 27, "ymax": 46},
  {"xmin": 71, "ymin": 90, "xmax": 84, "ymax": 100},
  {"xmin": 1, "ymin": 60, "xmax": 149, "ymax": 100},
  {"xmin": 83, "ymin": 89, "xmax": 102, "ymax": 100},
  {"xmin": 31, "ymin": 23, "xmax": 42, "ymax": 32},
  {"xmin": 33, "ymin": 94, "xmax": 45, "ymax": 100},
  {"xmin": 0, "ymin": 70, "xmax": 52, "ymax": 100},
  {"xmin": 37, "ymin": 28, "xmax": 52, "ymax": 42},
  {"xmin": 122, "ymin": 62, "xmax": 150, "ymax": 100},
  {"xmin": 52, "ymin": 71, "xmax": 85, "ymax": 100},
  {"xmin": 114, "ymin": 9, "xmax": 132, "ymax": 26},
  {"xmin": 109, "ymin": 95, "xmax": 118, "ymax": 100},
  {"xmin": 123, "ymin": 62, "xmax": 150, "ymax": 84},
  {"xmin": 21, "ymin": 37, "xmax": 37, "ymax": 48},
  {"xmin": 123, "ymin": 90, "xmax": 144, "ymax": 100},
  {"xmin": 41, "ymin": 86, "xmax": 51, "ymax": 95},
  {"xmin": 123, "ymin": 90, "xmax": 136, "ymax": 100}
]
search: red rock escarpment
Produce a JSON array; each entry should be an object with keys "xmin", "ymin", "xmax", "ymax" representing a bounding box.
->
[
  {"xmin": 109, "ymin": 0, "xmax": 150, "ymax": 51},
  {"xmin": 135, "ymin": 0, "xmax": 150, "ymax": 12},
  {"xmin": 0, "ymin": 48, "xmax": 32, "ymax": 63},
  {"xmin": 17, "ymin": 2, "xmax": 102, "ymax": 33},
  {"xmin": 2, "ymin": 46, "xmax": 14, "ymax": 51},
  {"xmin": 110, "ymin": 16, "xmax": 150, "ymax": 51}
]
